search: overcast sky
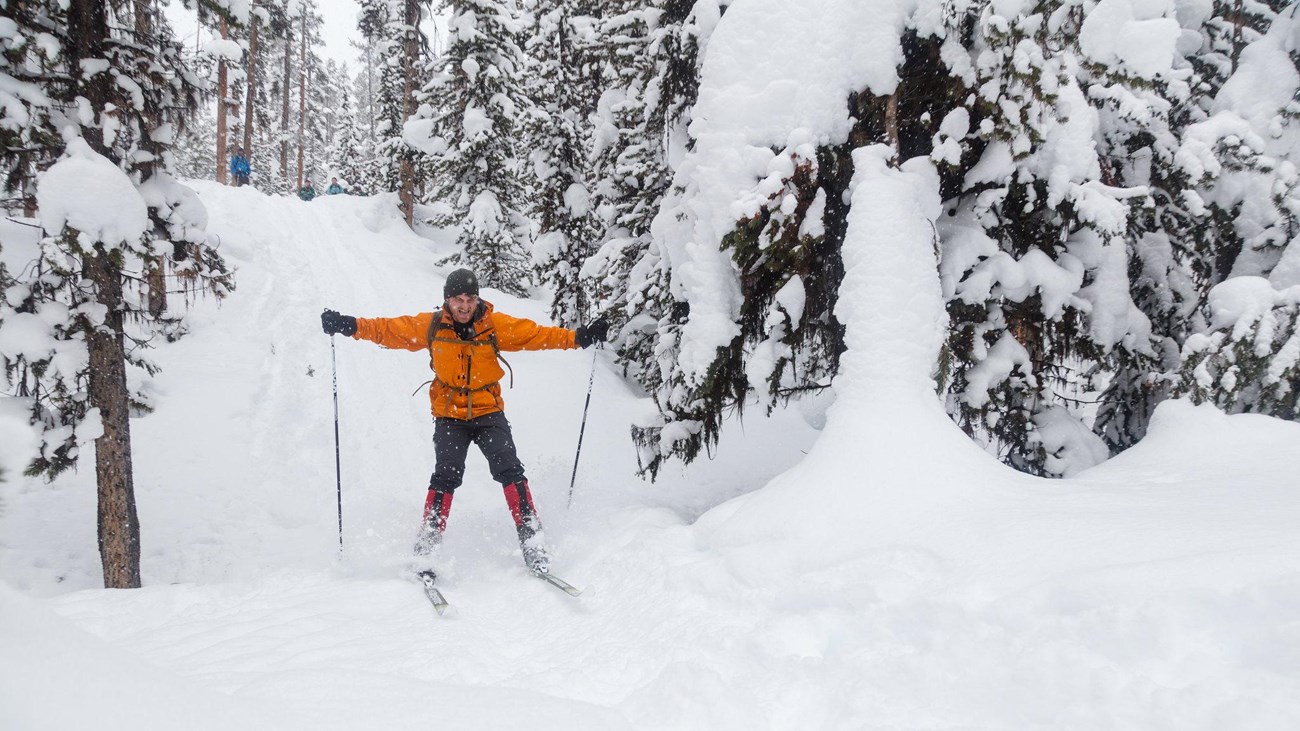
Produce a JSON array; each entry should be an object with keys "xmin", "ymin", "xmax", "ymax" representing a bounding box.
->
[{"xmin": 315, "ymin": 0, "xmax": 363, "ymax": 66}]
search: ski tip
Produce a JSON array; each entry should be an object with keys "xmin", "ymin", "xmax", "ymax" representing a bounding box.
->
[
  {"xmin": 427, "ymin": 590, "xmax": 453, "ymax": 617},
  {"xmin": 530, "ymin": 569, "xmax": 584, "ymax": 597},
  {"xmin": 416, "ymin": 571, "xmax": 454, "ymax": 617}
]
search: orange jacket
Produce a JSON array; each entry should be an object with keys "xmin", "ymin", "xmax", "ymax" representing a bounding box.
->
[{"xmin": 353, "ymin": 301, "xmax": 577, "ymax": 420}]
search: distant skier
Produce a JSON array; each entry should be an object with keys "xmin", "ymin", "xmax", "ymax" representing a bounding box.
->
[
  {"xmin": 320, "ymin": 268, "xmax": 608, "ymax": 573},
  {"xmin": 326, "ymin": 177, "xmax": 345, "ymax": 195},
  {"xmin": 298, "ymin": 179, "xmax": 317, "ymax": 201},
  {"xmin": 229, "ymin": 147, "xmax": 251, "ymax": 187}
]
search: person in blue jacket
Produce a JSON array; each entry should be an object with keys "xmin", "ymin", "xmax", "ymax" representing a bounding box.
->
[
  {"xmin": 229, "ymin": 146, "xmax": 251, "ymax": 187},
  {"xmin": 326, "ymin": 177, "xmax": 345, "ymax": 195}
]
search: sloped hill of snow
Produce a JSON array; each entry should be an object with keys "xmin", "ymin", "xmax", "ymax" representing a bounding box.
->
[{"xmin": 2, "ymin": 181, "xmax": 1299, "ymax": 729}]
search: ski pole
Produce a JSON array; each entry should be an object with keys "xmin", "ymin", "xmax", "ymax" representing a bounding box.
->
[
  {"xmin": 567, "ymin": 347, "xmax": 598, "ymax": 508},
  {"xmin": 330, "ymin": 335, "xmax": 344, "ymax": 553}
]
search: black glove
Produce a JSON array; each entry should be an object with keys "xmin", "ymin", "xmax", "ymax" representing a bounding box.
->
[
  {"xmin": 321, "ymin": 309, "xmax": 357, "ymax": 337},
  {"xmin": 575, "ymin": 317, "xmax": 609, "ymax": 348}
]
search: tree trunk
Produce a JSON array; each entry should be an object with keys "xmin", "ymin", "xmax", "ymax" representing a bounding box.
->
[
  {"xmin": 398, "ymin": 0, "xmax": 421, "ymax": 226},
  {"xmin": 136, "ymin": 0, "xmax": 166, "ymax": 317},
  {"xmin": 297, "ymin": 11, "xmax": 307, "ymax": 188},
  {"xmin": 85, "ymin": 248, "xmax": 142, "ymax": 589},
  {"xmin": 216, "ymin": 17, "xmax": 230, "ymax": 184},
  {"xmin": 68, "ymin": 0, "xmax": 142, "ymax": 589},
  {"xmin": 365, "ymin": 42, "xmax": 376, "ymax": 138},
  {"xmin": 885, "ymin": 93, "xmax": 899, "ymax": 163},
  {"xmin": 281, "ymin": 1, "xmax": 292, "ymax": 182},
  {"xmin": 242, "ymin": 14, "xmax": 260, "ymax": 157},
  {"xmin": 68, "ymin": 0, "xmax": 108, "ymax": 153},
  {"xmin": 1231, "ymin": 0, "xmax": 1244, "ymax": 74}
]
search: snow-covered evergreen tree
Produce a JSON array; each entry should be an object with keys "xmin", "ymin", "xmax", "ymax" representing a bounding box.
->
[
  {"xmin": 1171, "ymin": 7, "xmax": 1300, "ymax": 420},
  {"xmin": 624, "ymin": 0, "xmax": 1300, "ymax": 479},
  {"xmin": 351, "ymin": 36, "xmax": 381, "ymax": 143},
  {"xmin": 358, "ymin": 0, "xmax": 407, "ymax": 194},
  {"xmin": 330, "ymin": 83, "xmax": 371, "ymax": 193},
  {"xmin": 408, "ymin": 0, "xmax": 534, "ymax": 295},
  {"xmin": 524, "ymin": 0, "xmax": 603, "ymax": 325},
  {"xmin": 584, "ymin": 1, "xmax": 719, "ymax": 418},
  {"xmin": 176, "ymin": 107, "xmax": 220, "ymax": 180},
  {"xmin": 0, "ymin": 0, "xmax": 235, "ymax": 586},
  {"xmin": 342, "ymin": 40, "xmax": 383, "ymax": 193}
]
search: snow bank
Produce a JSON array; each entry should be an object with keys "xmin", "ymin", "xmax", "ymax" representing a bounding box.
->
[
  {"xmin": 694, "ymin": 148, "xmax": 1300, "ymax": 607},
  {"xmin": 695, "ymin": 146, "xmax": 1009, "ymax": 568},
  {"xmin": 0, "ymin": 583, "xmax": 285, "ymax": 730}
]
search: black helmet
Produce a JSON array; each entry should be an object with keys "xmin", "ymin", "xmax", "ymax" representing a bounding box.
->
[{"xmin": 444, "ymin": 268, "xmax": 480, "ymax": 299}]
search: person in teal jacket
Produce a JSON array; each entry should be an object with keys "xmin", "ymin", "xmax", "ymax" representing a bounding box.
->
[
  {"xmin": 298, "ymin": 179, "xmax": 316, "ymax": 201},
  {"xmin": 229, "ymin": 147, "xmax": 251, "ymax": 186}
]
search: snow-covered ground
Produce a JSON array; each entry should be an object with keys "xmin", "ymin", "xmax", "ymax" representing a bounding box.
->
[{"xmin": 3, "ymin": 182, "xmax": 1299, "ymax": 730}]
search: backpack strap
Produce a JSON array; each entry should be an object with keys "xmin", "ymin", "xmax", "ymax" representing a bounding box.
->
[{"xmin": 426, "ymin": 310, "xmax": 515, "ymax": 388}]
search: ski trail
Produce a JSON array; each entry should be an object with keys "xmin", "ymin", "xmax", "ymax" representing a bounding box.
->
[{"xmin": 132, "ymin": 186, "xmax": 447, "ymax": 581}]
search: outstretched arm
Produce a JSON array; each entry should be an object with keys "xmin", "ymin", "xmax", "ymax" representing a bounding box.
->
[
  {"xmin": 492, "ymin": 312, "xmax": 577, "ymax": 351},
  {"xmin": 492, "ymin": 313, "xmax": 609, "ymax": 351},
  {"xmin": 352, "ymin": 313, "xmax": 436, "ymax": 352}
]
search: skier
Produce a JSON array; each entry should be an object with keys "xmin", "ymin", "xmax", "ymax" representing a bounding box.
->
[
  {"xmin": 326, "ymin": 177, "xmax": 345, "ymax": 195},
  {"xmin": 319, "ymin": 268, "xmax": 608, "ymax": 573},
  {"xmin": 229, "ymin": 147, "xmax": 251, "ymax": 187},
  {"xmin": 298, "ymin": 179, "xmax": 317, "ymax": 201}
]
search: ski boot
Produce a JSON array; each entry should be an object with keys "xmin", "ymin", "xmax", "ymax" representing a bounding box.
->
[
  {"xmin": 412, "ymin": 488, "xmax": 453, "ymax": 578},
  {"xmin": 503, "ymin": 480, "xmax": 550, "ymax": 572}
]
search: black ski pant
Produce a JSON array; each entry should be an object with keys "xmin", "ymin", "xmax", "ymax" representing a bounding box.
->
[{"xmin": 429, "ymin": 411, "xmax": 526, "ymax": 492}]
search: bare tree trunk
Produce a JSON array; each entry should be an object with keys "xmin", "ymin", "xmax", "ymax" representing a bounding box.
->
[
  {"xmin": 1231, "ymin": 0, "xmax": 1244, "ymax": 74},
  {"xmin": 23, "ymin": 182, "xmax": 37, "ymax": 217},
  {"xmin": 216, "ymin": 17, "xmax": 230, "ymax": 184},
  {"xmin": 134, "ymin": 1, "xmax": 157, "ymax": 181},
  {"xmin": 86, "ymin": 247, "xmax": 142, "ymax": 589},
  {"xmin": 885, "ymin": 92, "xmax": 899, "ymax": 163},
  {"xmin": 281, "ymin": 1, "xmax": 292, "ymax": 182},
  {"xmin": 297, "ymin": 11, "xmax": 307, "ymax": 188},
  {"xmin": 365, "ymin": 42, "xmax": 376, "ymax": 139},
  {"xmin": 135, "ymin": 0, "xmax": 167, "ymax": 317},
  {"xmin": 397, "ymin": 0, "xmax": 420, "ymax": 226},
  {"xmin": 242, "ymin": 13, "xmax": 260, "ymax": 157}
]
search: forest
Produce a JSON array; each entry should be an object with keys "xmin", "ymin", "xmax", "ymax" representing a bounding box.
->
[{"xmin": 3, "ymin": 0, "xmax": 1299, "ymax": 588}]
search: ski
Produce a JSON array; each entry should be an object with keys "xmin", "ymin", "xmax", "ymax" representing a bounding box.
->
[
  {"xmin": 530, "ymin": 568, "xmax": 583, "ymax": 597},
  {"xmin": 417, "ymin": 570, "xmax": 450, "ymax": 616}
]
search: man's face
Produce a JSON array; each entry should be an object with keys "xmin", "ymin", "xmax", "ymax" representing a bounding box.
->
[{"xmin": 447, "ymin": 293, "xmax": 479, "ymax": 324}]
